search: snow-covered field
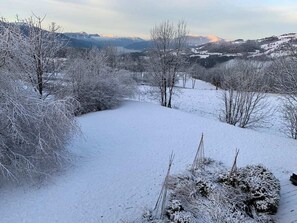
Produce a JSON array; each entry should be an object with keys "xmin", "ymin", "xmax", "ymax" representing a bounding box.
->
[{"xmin": 0, "ymin": 80, "xmax": 296, "ymax": 222}]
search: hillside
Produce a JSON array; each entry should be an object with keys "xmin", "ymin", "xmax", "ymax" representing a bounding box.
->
[
  {"xmin": 0, "ymin": 81, "xmax": 296, "ymax": 223},
  {"xmin": 190, "ymin": 33, "xmax": 297, "ymax": 60}
]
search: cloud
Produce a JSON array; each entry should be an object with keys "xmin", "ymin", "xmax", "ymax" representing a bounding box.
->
[
  {"xmin": 1, "ymin": 0, "xmax": 297, "ymax": 39},
  {"xmin": 47, "ymin": 0, "xmax": 88, "ymax": 4}
]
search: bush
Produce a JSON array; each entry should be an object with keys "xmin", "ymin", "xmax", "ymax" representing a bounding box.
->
[
  {"xmin": 141, "ymin": 159, "xmax": 280, "ymax": 223},
  {"xmin": 219, "ymin": 164, "xmax": 280, "ymax": 215},
  {"xmin": 0, "ymin": 73, "xmax": 77, "ymax": 183},
  {"xmin": 63, "ymin": 49, "xmax": 136, "ymax": 115},
  {"xmin": 219, "ymin": 60, "xmax": 270, "ymax": 128}
]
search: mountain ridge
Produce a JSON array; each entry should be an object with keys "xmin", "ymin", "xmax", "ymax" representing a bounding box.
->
[
  {"xmin": 189, "ymin": 32, "xmax": 297, "ymax": 60},
  {"xmin": 63, "ymin": 32, "xmax": 224, "ymax": 50}
]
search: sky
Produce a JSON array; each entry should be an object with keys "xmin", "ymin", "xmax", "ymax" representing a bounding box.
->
[{"xmin": 1, "ymin": 0, "xmax": 297, "ymax": 40}]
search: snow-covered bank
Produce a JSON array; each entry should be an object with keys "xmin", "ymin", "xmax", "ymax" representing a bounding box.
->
[
  {"xmin": 0, "ymin": 101, "xmax": 296, "ymax": 222},
  {"xmin": 137, "ymin": 80, "xmax": 284, "ymax": 137}
]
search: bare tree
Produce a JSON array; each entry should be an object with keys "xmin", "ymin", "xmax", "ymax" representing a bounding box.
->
[
  {"xmin": 219, "ymin": 60, "xmax": 270, "ymax": 128},
  {"xmin": 271, "ymin": 49, "xmax": 297, "ymax": 138},
  {"xmin": 148, "ymin": 20, "xmax": 188, "ymax": 108},
  {"xmin": 9, "ymin": 15, "xmax": 66, "ymax": 98},
  {"xmin": 0, "ymin": 17, "xmax": 78, "ymax": 183}
]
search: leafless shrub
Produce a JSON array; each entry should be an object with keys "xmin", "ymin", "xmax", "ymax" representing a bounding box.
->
[
  {"xmin": 271, "ymin": 52, "xmax": 297, "ymax": 139},
  {"xmin": 219, "ymin": 60, "xmax": 271, "ymax": 128},
  {"xmin": 281, "ymin": 99, "xmax": 297, "ymax": 139},
  {"xmin": 0, "ymin": 73, "xmax": 78, "ymax": 183},
  {"xmin": 63, "ymin": 48, "xmax": 136, "ymax": 115},
  {"xmin": 0, "ymin": 18, "xmax": 78, "ymax": 183}
]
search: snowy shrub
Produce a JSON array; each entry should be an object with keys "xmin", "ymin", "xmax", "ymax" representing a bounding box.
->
[
  {"xmin": 270, "ymin": 56, "xmax": 297, "ymax": 139},
  {"xmin": 140, "ymin": 159, "xmax": 280, "ymax": 223},
  {"xmin": 166, "ymin": 200, "xmax": 194, "ymax": 223},
  {"xmin": 218, "ymin": 164, "xmax": 280, "ymax": 215},
  {"xmin": 0, "ymin": 73, "xmax": 77, "ymax": 183},
  {"xmin": 281, "ymin": 100, "xmax": 297, "ymax": 139},
  {"xmin": 219, "ymin": 60, "xmax": 271, "ymax": 128},
  {"xmin": 239, "ymin": 165, "xmax": 280, "ymax": 214},
  {"xmin": 0, "ymin": 17, "xmax": 78, "ymax": 184},
  {"xmin": 63, "ymin": 48, "xmax": 136, "ymax": 115}
]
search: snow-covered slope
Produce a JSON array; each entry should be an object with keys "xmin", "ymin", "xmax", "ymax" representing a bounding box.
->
[
  {"xmin": 190, "ymin": 33, "xmax": 297, "ymax": 59},
  {"xmin": 0, "ymin": 90, "xmax": 296, "ymax": 222}
]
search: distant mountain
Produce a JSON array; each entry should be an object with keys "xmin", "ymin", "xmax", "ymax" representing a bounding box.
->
[
  {"xmin": 63, "ymin": 32, "xmax": 224, "ymax": 50},
  {"xmin": 8, "ymin": 23, "xmax": 296, "ymax": 60},
  {"xmin": 189, "ymin": 33, "xmax": 297, "ymax": 61},
  {"xmin": 124, "ymin": 40, "xmax": 152, "ymax": 50},
  {"xmin": 124, "ymin": 35, "xmax": 223, "ymax": 50},
  {"xmin": 63, "ymin": 32, "xmax": 145, "ymax": 49},
  {"xmin": 64, "ymin": 32, "xmax": 100, "ymax": 39},
  {"xmin": 186, "ymin": 35, "xmax": 224, "ymax": 47}
]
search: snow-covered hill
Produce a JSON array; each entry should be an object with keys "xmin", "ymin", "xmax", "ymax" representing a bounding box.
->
[
  {"xmin": 190, "ymin": 33, "xmax": 297, "ymax": 60},
  {"xmin": 0, "ymin": 81, "xmax": 296, "ymax": 223}
]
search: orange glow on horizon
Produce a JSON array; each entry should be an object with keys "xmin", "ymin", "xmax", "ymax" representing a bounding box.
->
[
  {"xmin": 206, "ymin": 35, "xmax": 221, "ymax": 42},
  {"xmin": 101, "ymin": 34, "xmax": 116, "ymax": 38},
  {"xmin": 188, "ymin": 34, "xmax": 223, "ymax": 42}
]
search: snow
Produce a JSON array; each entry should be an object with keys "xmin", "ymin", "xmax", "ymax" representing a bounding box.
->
[
  {"xmin": 258, "ymin": 33, "xmax": 297, "ymax": 57},
  {"xmin": 0, "ymin": 80, "xmax": 297, "ymax": 222},
  {"xmin": 138, "ymin": 80, "xmax": 284, "ymax": 136},
  {"xmin": 190, "ymin": 33, "xmax": 297, "ymax": 59}
]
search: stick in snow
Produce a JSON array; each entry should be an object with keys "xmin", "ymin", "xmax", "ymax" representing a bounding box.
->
[
  {"xmin": 228, "ymin": 148, "xmax": 239, "ymax": 181},
  {"xmin": 191, "ymin": 133, "xmax": 205, "ymax": 171},
  {"xmin": 153, "ymin": 152, "xmax": 175, "ymax": 219}
]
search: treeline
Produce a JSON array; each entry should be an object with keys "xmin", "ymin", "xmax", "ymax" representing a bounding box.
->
[{"xmin": 199, "ymin": 40, "xmax": 262, "ymax": 54}]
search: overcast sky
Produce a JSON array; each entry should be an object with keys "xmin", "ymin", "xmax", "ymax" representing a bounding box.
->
[{"xmin": 1, "ymin": 0, "xmax": 297, "ymax": 40}]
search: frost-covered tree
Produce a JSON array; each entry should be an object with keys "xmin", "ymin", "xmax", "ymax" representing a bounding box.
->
[
  {"xmin": 0, "ymin": 17, "xmax": 78, "ymax": 183},
  {"xmin": 219, "ymin": 60, "xmax": 270, "ymax": 128},
  {"xmin": 4, "ymin": 15, "xmax": 66, "ymax": 98},
  {"xmin": 63, "ymin": 48, "xmax": 136, "ymax": 115},
  {"xmin": 0, "ymin": 68, "xmax": 77, "ymax": 183},
  {"xmin": 148, "ymin": 20, "xmax": 188, "ymax": 108}
]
